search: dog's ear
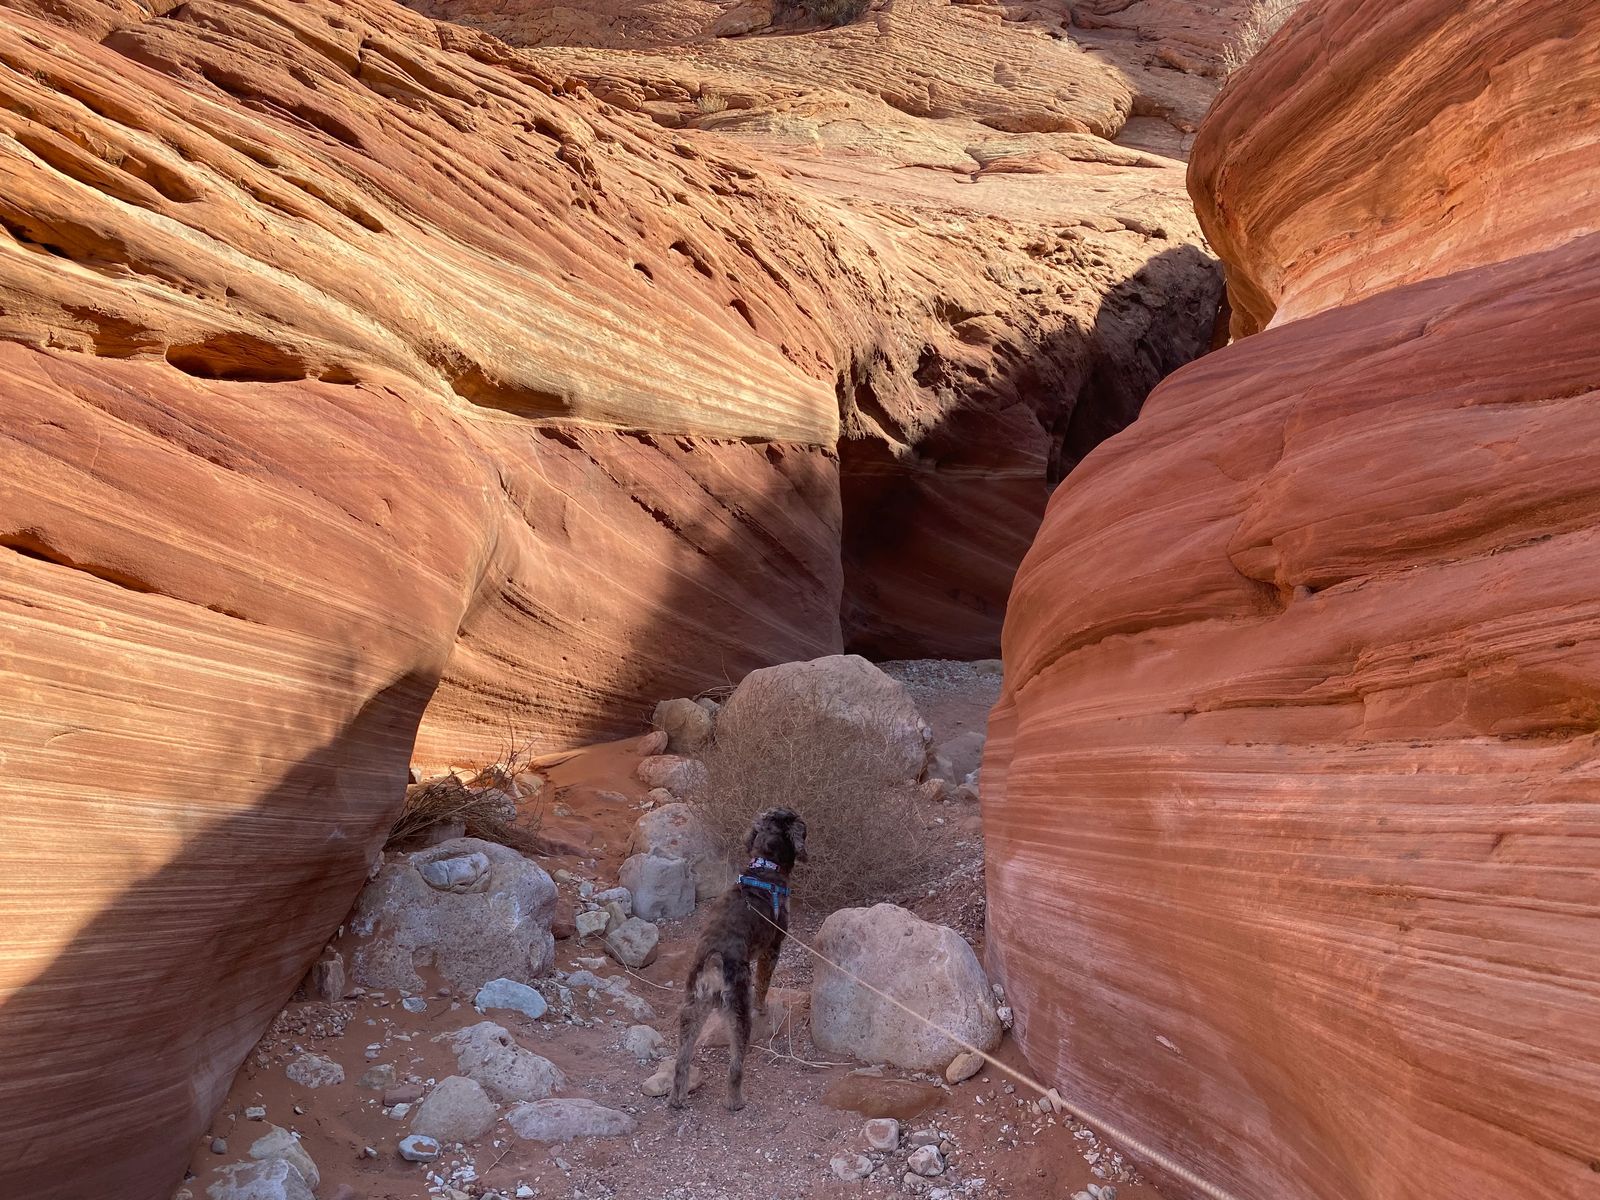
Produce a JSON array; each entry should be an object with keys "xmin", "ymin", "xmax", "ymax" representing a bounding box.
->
[
  {"xmin": 746, "ymin": 809, "xmax": 772, "ymax": 856},
  {"xmin": 789, "ymin": 816, "xmax": 808, "ymax": 863}
]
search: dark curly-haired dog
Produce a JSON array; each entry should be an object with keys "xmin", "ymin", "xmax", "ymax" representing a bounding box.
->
[{"xmin": 669, "ymin": 807, "xmax": 807, "ymax": 1111}]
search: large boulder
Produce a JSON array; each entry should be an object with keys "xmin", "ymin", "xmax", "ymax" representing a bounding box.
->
[
  {"xmin": 435, "ymin": 1022, "xmax": 565, "ymax": 1103},
  {"xmin": 629, "ymin": 803, "xmax": 732, "ymax": 901},
  {"xmin": 618, "ymin": 852, "xmax": 695, "ymax": 921},
  {"xmin": 810, "ymin": 905, "xmax": 1000, "ymax": 1071},
  {"xmin": 985, "ymin": 4, "xmax": 1600, "ymax": 1199},
  {"xmin": 652, "ymin": 697, "xmax": 715, "ymax": 754},
  {"xmin": 351, "ymin": 839, "xmax": 556, "ymax": 992},
  {"xmin": 716, "ymin": 655, "xmax": 933, "ymax": 782}
]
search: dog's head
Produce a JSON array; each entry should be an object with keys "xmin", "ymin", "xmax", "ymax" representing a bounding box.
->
[{"xmin": 746, "ymin": 806, "xmax": 807, "ymax": 869}]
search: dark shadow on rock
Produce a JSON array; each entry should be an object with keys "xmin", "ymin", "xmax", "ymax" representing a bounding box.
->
[
  {"xmin": 0, "ymin": 669, "xmax": 433, "ymax": 1200},
  {"xmin": 839, "ymin": 243, "xmax": 1224, "ymax": 659}
]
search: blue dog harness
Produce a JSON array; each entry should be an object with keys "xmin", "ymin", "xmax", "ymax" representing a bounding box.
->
[{"xmin": 738, "ymin": 857, "xmax": 788, "ymax": 918}]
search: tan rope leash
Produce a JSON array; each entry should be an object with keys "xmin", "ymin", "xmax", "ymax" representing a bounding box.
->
[{"xmin": 747, "ymin": 903, "xmax": 1242, "ymax": 1200}]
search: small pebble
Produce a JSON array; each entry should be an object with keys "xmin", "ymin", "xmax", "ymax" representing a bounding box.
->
[
  {"xmin": 244, "ymin": 1106, "xmax": 267, "ymax": 1121},
  {"xmin": 209, "ymin": 1138, "xmax": 227, "ymax": 1155},
  {"xmin": 401, "ymin": 996, "xmax": 427, "ymax": 1013}
]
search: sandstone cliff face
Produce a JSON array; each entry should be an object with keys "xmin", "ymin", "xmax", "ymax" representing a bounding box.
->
[
  {"xmin": 985, "ymin": 2, "xmax": 1600, "ymax": 1197},
  {"xmin": 0, "ymin": 0, "xmax": 1223, "ymax": 1195},
  {"xmin": 414, "ymin": 0, "xmax": 1228, "ymax": 656}
]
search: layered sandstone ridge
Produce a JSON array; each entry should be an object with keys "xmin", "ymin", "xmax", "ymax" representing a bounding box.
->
[
  {"xmin": 985, "ymin": 2, "xmax": 1600, "ymax": 1198},
  {"xmin": 412, "ymin": 0, "xmax": 1234, "ymax": 654},
  {"xmin": 0, "ymin": 0, "xmax": 1225, "ymax": 1196}
]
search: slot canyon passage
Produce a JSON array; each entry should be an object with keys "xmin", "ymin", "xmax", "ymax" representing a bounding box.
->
[{"xmin": 0, "ymin": 0, "xmax": 1596, "ymax": 1198}]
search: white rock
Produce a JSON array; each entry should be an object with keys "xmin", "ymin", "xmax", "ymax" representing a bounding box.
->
[
  {"xmin": 505, "ymin": 1099, "xmax": 638, "ymax": 1141},
  {"xmin": 637, "ymin": 729, "xmax": 670, "ymax": 756},
  {"xmin": 716, "ymin": 655, "xmax": 931, "ymax": 782},
  {"xmin": 619, "ymin": 852, "xmax": 695, "ymax": 921},
  {"xmin": 284, "ymin": 1052, "xmax": 343, "ymax": 1089},
  {"xmin": 603, "ymin": 917, "xmax": 660, "ymax": 968},
  {"xmin": 811, "ymin": 904, "xmax": 1001, "ymax": 1070},
  {"xmin": 436, "ymin": 1021, "xmax": 565, "ymax": 1103},
  {"xmin": 591, "ymin": 886, "xmax": 633, "ymax": 915},
  {"xmin": 418, "ymin": 851, "xmax": 490, "ymax": 892},
  {"xmin": 351, "ymin": 838, "xmax": 557, "ymax": 992},
  {"xmin": 601, "ymin": 898, "xmax": 630, "ymax": 933},
  {"xmin": 641, "ymin": 1060, "xmax": 700, "ymax": 1097},
  {"xmin": 908, "ymin": 1146, "xmax": 945, "ymax": 1177},
  {"xmin": 244, "ymin": 1106, "xmax": 267, "ymax": 1121},
  {"xmin": 475, "ymin": 978, "xmax": 548, "ymax": 1021},
  {"xmin": 205, "ymin": 1159, "xmax": 313, "ymax": 1200},
  {"xmin": 574, "ymin": 909, "xmax": 609, "ymax": 938},
  {"xmin": 411, "ymin": 1076, "xmax": 498, "ymax": 1143},
  {"xmin": 629, "ymin": 803, "xmax": 731, "ymax": 900},
  {"xmin": 863, "ymin": 1117, "xmax": 900, "ymax": 1151},
  {"xmin": 622, "ymin": 1024, "xmax": 667, "ymax": 1061},
  {"xmin": 830, "ymin": 1153, "xmax": 874, "ymax": 1182},
  {"xmin": 397, "ymin": 1133, "xmax": 440, "ymax": 1162},
  {"xmin": 246, "ymin": 1127, "xmax": 319, "ymax": 1191}
]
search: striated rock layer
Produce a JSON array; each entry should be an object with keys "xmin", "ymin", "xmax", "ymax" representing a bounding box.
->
[
  {"xmin": 413, "ymin": 0, "xmax": 1228, "ymax": 656},
  {"xmin": 0, "ymin": 0, "xmax": 1227, "ymax": 1196},
  {"xmin": 985, "ymin": 2, "xmax": 1600, "ymax": 1198}
]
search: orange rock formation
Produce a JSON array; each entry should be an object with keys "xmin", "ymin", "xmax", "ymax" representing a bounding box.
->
[
  {"xmin": 985, "ymin": 2, "xmax": 1600, "ymax": 1196},
  {"xmin": 0, "ymin": 0, "xmax": 1225, "ymax": 1195}
]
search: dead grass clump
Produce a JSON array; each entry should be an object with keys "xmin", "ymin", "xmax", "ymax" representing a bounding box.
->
[
  {"xmin": 694, "ymin": 92, "xmax": 729, "ymax": 114},
  {"xmin": 775, "ymin": 0, "xmax": 871, "ymax": 28},
  {"xmin": 1220, "ymin": 0, "xmax": 1305, "ymax": 73},
  {"xmin": 692, "ymin": 694, "xmax": 932, "ymax": 913},
  {"xmin": 388, "ymin": 741, "xmax": 546, "ymax": 853},
  {"xmin": 387, "ymin": 775, "xmax": 545, "ymax": 854}
]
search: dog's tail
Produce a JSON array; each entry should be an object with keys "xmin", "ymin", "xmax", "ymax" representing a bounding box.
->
[{"xmin": 694, "ymin": 952, "xmax": 726, "ymax": 1003}]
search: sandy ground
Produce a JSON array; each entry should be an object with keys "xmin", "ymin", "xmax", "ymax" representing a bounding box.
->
[{"xmin": 180, "ymin": 663, "xmax": 1155, "ymax": 1200}]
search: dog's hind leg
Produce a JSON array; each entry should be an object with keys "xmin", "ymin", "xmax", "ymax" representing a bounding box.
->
[
  {"xmin": 670, "ymin": 955, "xmax": 721, "ymax": 1109},
  {"xmin": 724, "ymin": 965, "xmax": 754, "ymax": 1112}
]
